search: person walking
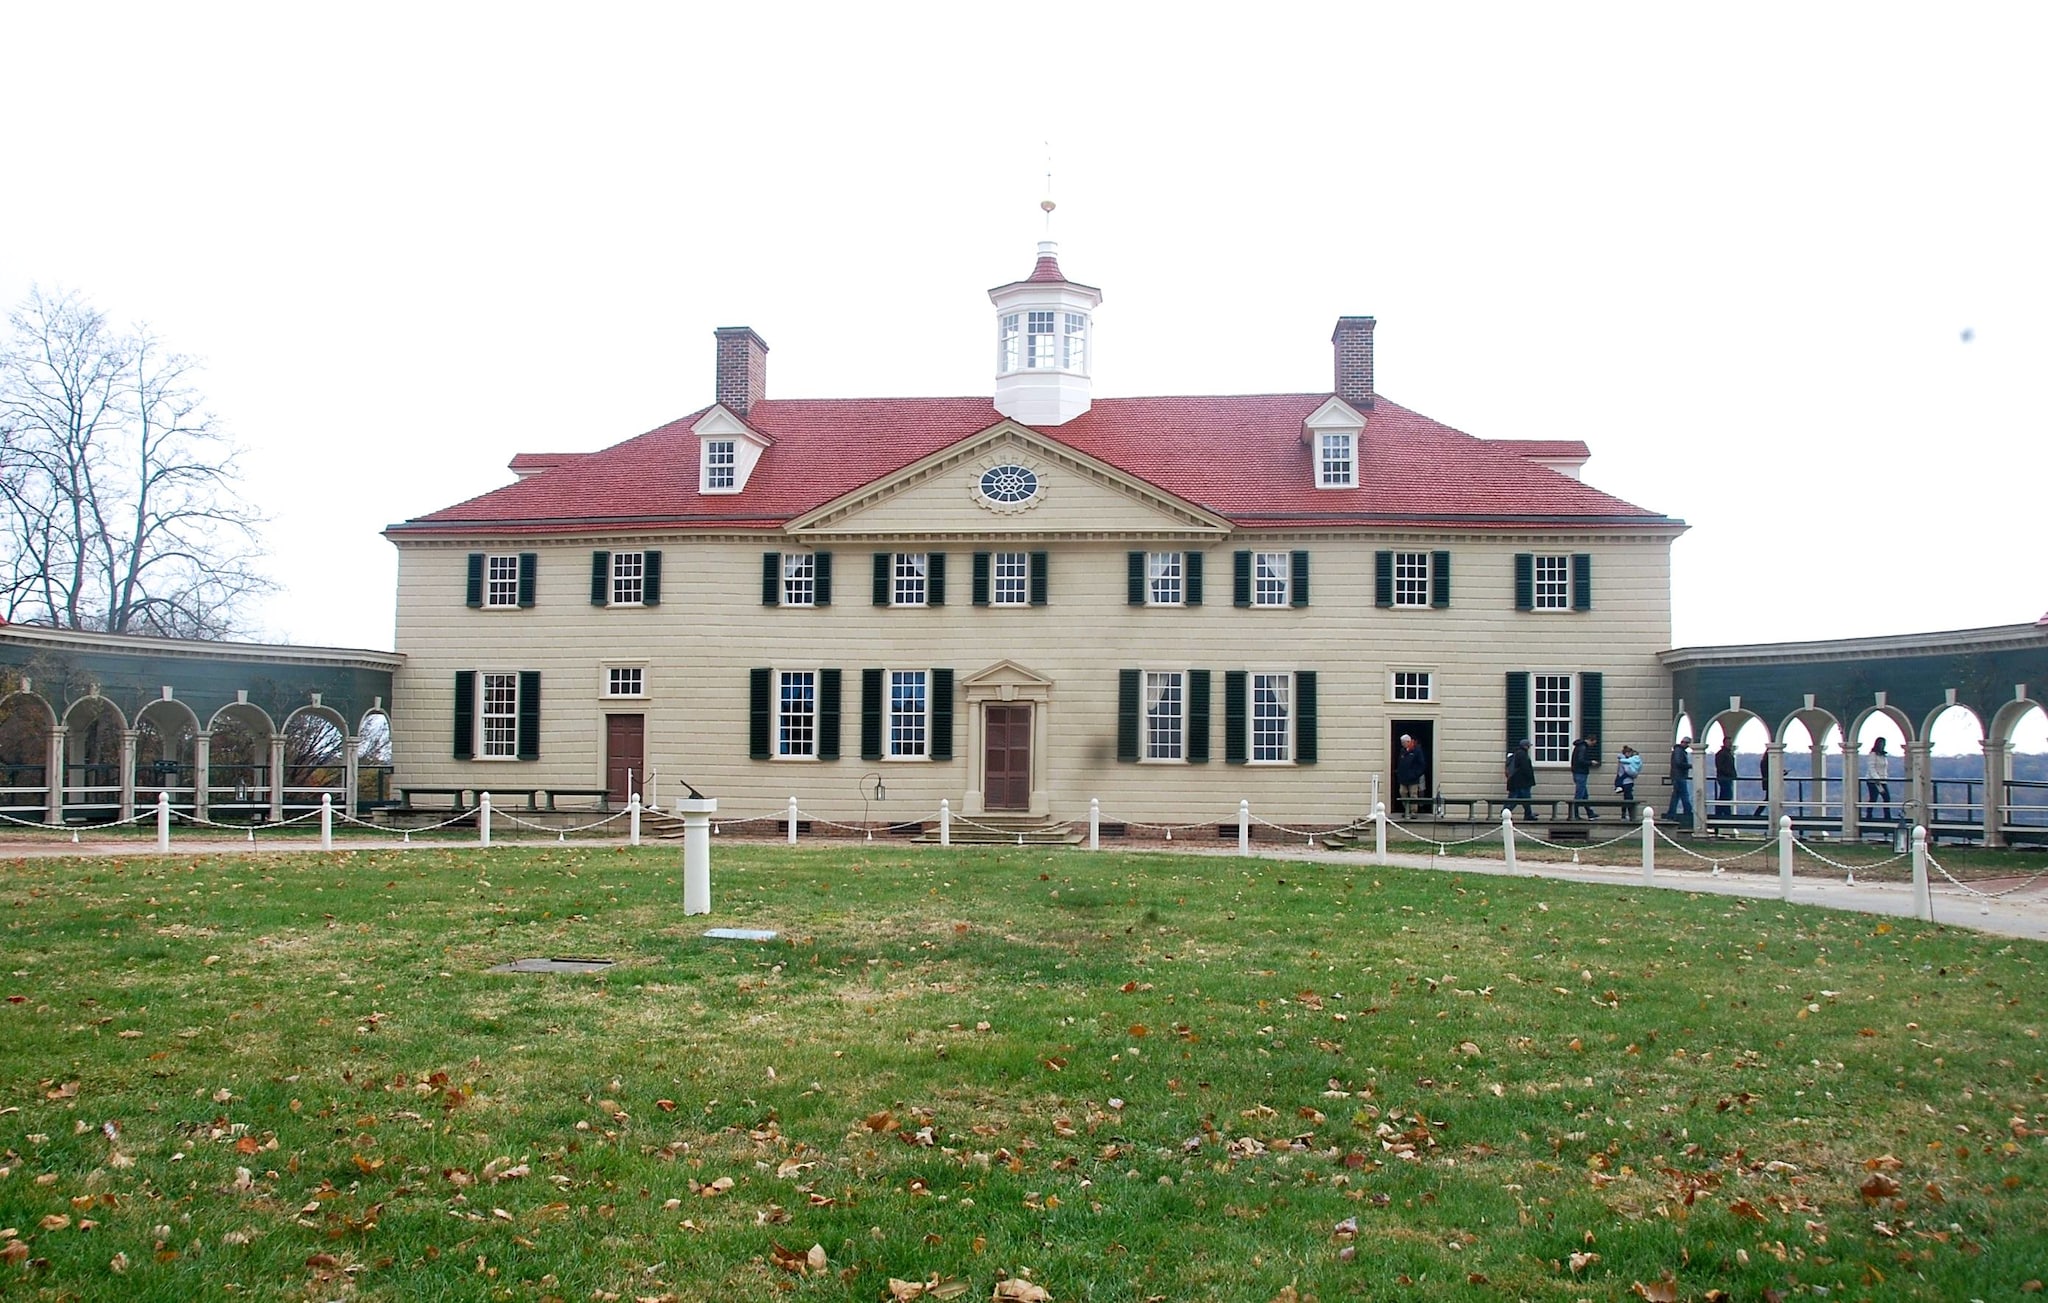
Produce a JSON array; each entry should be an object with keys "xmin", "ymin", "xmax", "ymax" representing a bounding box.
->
[
  {"xmin": 1569, "ymin": 734, "xmax": 1600, "ymax": 820},
  {"xmin": 1394, "ymin": 734, "xmax": 1429, "ymax": 818},
  {"xmin": 1714, "ymin": 739, "xmax": 1738, "ymax": 818},
  {"xmin": 1865, "ymin": 737, "xmax": 1893, "ymax": 822},
  {"xmin": 1614, "ymin": 745, "xmax": 1643, "ymax": 821},
  {"xmin": 1666, "ymin": 737, "xmax": 1695, "ymax": 822},
  {"xmin": 1504, "ymin": 739, "xmax": 1537, "ymax": 821}
]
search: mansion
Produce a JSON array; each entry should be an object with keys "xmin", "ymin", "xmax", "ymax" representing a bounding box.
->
[{"xmin": 384, "ymin": 243, "xmax": 1684, "ymax": 829}]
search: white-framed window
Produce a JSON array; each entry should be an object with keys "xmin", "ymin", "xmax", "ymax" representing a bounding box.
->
[
  {"xmin": 777, "ymin": 671, "xmax": 817, "ymax": 759},
  {"xmin": 992, "ymin": 552, "xmax": 1029, "ymax": 606},
  {"xmin": 1144, "ymin": 671, "xmax": 1184, "ymax": 761},
  {"xmin": 1533, "ymin": 555, "xmax": 1570, "ymax": 610},
  {"xmin": 1251, "ymin": 672, "xmax": 1292, "ymax": 763},
  {"xmin": 704, "ymin": 439, "xmax": 736, "ymax": 491},
  {"xmin": 1062, "ymin": 312, "xmax": 1087, "ymax": 370},
  {"xmin": 1147, "ymin": 552, "xmax": 1183, "ymax": 606},
  {"xmin": 1532, "ymin": 673, "xmax": 1573, "ymax": 765},
  {"xmin": 605, "ymin": 666, "xmax": 645, "ymax": 698},
  {"xmin": 1317, "ymin": 432, "xmax": 1356, "ymax": 488},
  {"xmin": 1394, "ymin": 551, "xmax": 1431, "ymax": 607},
  {"xmin": 484, "ymin": 555, "xmax": 520, "ymax": 608},
  {"xmin": 782, "ymin": 553, "xmax": 815, "ymax": 607},
  {"xmin": 1390, "ymin": 670, "xmax": 1434, "ymax": 703},
  {"xmin": 889, "ymin": 670, "xmax": 928, "ymax": 759},
  {"xmin": 1027, "ymin": 310, "xmax": 1057, "ymax": 368},
  {"xmin": 1254, "ymin": 552, "xmax": 1291, "ymax": 607},
  {"xmin": 893, "ymin": 553, "xmax": 928, "ymax": 607},
  {"xmin": 480, "ymin": 673, "xmax": 519, "ymax": 759},
  {"xmin": 999, "ymin": 313, "xmax": 1021, "ymax": 372},
  {"xmin": 610, "ymin": 552, "xmax": 644, "ymax": 606}
]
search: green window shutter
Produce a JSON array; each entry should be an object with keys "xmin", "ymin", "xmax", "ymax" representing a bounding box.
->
[
  {"xmin": 641, "ymin": 551, "xmax": 662, "ymax": 606},
  {"xmin": 818, "ymin": 668, "xmax": 842, "ymax": 761},
  {"xmin": 1572, "ymin": 554, "xmax": 1593, "ymax": 611},
  {"xmin": 1295, "ymin": 670, "xmax": 1318, "ymax": 765},
  {"xmin": 1127, "ymin": 552, "xmax": 1147, "ymax": 605},
  {"xmin": 1188, "ymin": 669, "xmax": 1211, "ymax": 762},
  {"xmin": 517, "ymin": 553, "xmax": 537, "ymax": 608},
  {"xmin": 465, "ymin": 554, "xmax": 484, "ymax": 608},
  {"xmin": 1375, "ymin": 551, "xmax": 1394, "ymax": 607},
  {"xmin": 1514, "ymin": 554, "xmax": 1534, "ymax": 611},
  {"xmin": 1117, "ymin": 669, "xmax": 1141, "ymax": 762},
  {"xmin": 1233, "ymin": 551, "xmax": 1252, "ymax": 608},
  {"xmin": 1291, "ymin": 550, "xmax": 1311, "ymax": 608},
  {"xmin": 815, "ymin": 551, "xmax": 833, "ymax": 606},
  {"xmin": 590, "ymin": 551, "xmax": 610, "ymax": 606},
  {"xmin": 1225, "ymin": 671, "xmax": 1248, "ymax": 764},
  {"xmin": 1579, "ymin": 672, "xmax": 1603, "ymax": 760},
  {"xmin": 972, "ymin": 552, "xmax": 991, "ymax": 607},
  {"xmin": 452, "ymin": 671, "xmax": 475, "ymax": 759},
  {"xmin": 516, "ymin": 670, "xmax": 541, "ymax": 761},
  {"xmin": 761, "ymin": 553, "xmax": 781, "ymax": 606},
  {"xmin": 930, "ymin": 668, "xmax": 954, "ymax": 760},
  {"xmin": 1505, "ymin": 672, "xmax": 1530, "ymax": 753},
  {"xmin": 1431, "ymin": 550, "xmax": 1451, "ymax": 609},
  {"xmin": 927, "ymin": 553, "xmax": 946, "ymax": 606},
  {"xmin": 1029, "ymin": 551, "xmax": 1049, "ymax": 606},
  {"xmin": 1185, "ymin": 551, "xmax": 1203, "ymax": 606},
  {"xmin": 749, "ymin": 669, "xmax": 772, "ymax": 760},
  {"xmin": 872, "ymin": 553, "xmax": 891, "ymax": 606},
  {"xmin": 860, "ymin": 669, "xmax": 884, "ymax": 761}
]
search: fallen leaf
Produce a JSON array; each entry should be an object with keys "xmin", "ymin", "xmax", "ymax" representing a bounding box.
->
[
  {"xmin": 1859, "ymin": 1173, "xmax": 1902, "ymax": 1202},
  {"xmin": 1569, "ymin": 1251, "xmax": 1600, "ymax": 1272},
  {"xmin": 1631, "ymin": 1278, "xmax": 1679, "ymax": 1302},
  {"xmin": 993, "ymin": 1280, "xmax": 1051, "ymax": 1302}
]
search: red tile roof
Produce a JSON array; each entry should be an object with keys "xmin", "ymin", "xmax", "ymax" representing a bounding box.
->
[
  {"xmin": 507, "ymin": 452, "xmax": 589, "ymax": 475},
  {"xmin": 391, "ymin": 393, "xmax": 1677, "ymax": 537},
  {"xmin": 1494, "ymin": 439, "xmax": 1591, "ymax": 460},
  {"xmin": 1028, "ymin": 253, "xmax": 1067, "ymax": 283}
]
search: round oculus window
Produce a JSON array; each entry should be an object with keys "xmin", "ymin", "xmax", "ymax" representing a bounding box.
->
[{"xmin": 979, "ymin": 464, "xmax": 1039, "ymax": 504}]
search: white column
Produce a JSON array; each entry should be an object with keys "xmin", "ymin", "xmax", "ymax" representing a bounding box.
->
[
  {"xmin": 1501, "ymin": 809, "xmax": 1518, "ymax": 875},
  {"xmin": 941, "ymin": 799, "xmax": 952, "ymax": 848},
  {"xmin": 156, "ymin": 790, "xmax": 171, "ymax": 851},
  {"xmin": 1640, "ymin": 807, "xmax": 1655, "ymax": 884},
  {"xmin": 1910, "ymin": 825, "xmax": 1931, "ymax": 922},
  {"xmin": 120, "ymin": 728, "xmax": 139, "ymax": 822},
  {"xmin": 1237, "ymin": 800, "xmax": 1249, "ymax": 856},
  {"xmin": 1373, "ymin": 800, "xmax": 1387, "ymax": 865},
  {"xmin": 629, "ymin": 793, "xmax": 642, "ymax": 845},
  {"xmin": 787, "ymin": 796, "xmax": 799, "ymax": 845},
  {"xmin": 1981, "ymin": 738, "xmax": 2008, "ymax": 849},
  {"xmin": 343, "ymin": 736, "xmax": 360, "ymax": 819},
  {"xmin": 1841, "ymin": 743, "xmax": 1862, "ymax": 841},
  {"xmin": 1763, "ymin": 743, "xmax": 1784, "ymax": 829},
  {"xmin": 679, "ymin": 795, "xmax": 718, "ymax": 916},
  {"xmin": 268, "ymin": 735, "xmax": 286, "ymax": 824},
  {"xmin": 1689, "ymin": 743, "xmax": 1708, "ymax": 835},
  {"xmin": 1088, "ymin": 798, "xmax": 1098, "ymax": 851},
  {"xmin": 320, "ymin": 794, "xmax": 333, "ymax": 850},
  {"xmin": 479, "ymin": 791, "xmax": 492, "ymax": 846},
  {"xmin": 1905, "ymin": 740, "xmax": 1932, "ymax": 832},
  {"xmin": 44, "ymin": 725, "xmax": 65, "ymax": 826},
  {"xmin": 193, "ymin": 732, "xmax": 211, "ymax": 823},
  {"xmin": 1777, "ymin": 814, "xmax": 1794, "ymax": 901}
]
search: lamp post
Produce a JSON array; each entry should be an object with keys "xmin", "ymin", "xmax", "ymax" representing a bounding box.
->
[{"xmin": 859, "ymin": 772, "xmax": 887, "ymax": 841}]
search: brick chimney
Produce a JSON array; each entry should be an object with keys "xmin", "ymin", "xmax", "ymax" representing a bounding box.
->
[
  {"xmin": 713, "ymin": 326, "xmax": 769, "ymax": 417},
  {"xmin": 1331, "ymin": 316, "xmax": 1376, "ymax": 410}
]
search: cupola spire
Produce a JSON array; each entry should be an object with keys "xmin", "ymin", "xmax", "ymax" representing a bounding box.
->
[{"xmin": 989, "ymin": 192, "xmax": 1102, "ymax": 427}]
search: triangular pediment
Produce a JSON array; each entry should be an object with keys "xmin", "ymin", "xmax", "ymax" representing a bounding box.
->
[
  {"xmin": 961, "ymin": 658, "xmax": 1054, "ymax": 691},
  {"xmin": 786, "ymin": 422, "xmax": 1229, "ymax": 539},
  {"xmin": 690, "ymin": 405, "xmax": 772, "ymax": 447},
  {"xmin": 1300, "ymin": 396, "xmax": 1367, "ymax": 441}
]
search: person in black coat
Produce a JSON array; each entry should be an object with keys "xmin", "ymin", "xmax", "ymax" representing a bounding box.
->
[
  {"xmin": 1504, "ymin": 740, "xmax": 1537, "ymax": 821},
  {"xmin": 1714, "ymin": 740, "xmax": 1738, "ymax": 818}
]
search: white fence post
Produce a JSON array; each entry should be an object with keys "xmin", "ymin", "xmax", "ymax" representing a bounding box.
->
[
  {"xmin": 1501, "ymin": 809, "xmax": 1517, "ymax": 875},
  {"xmin": 1911, "ymin": 825, "xmax": 1932, "ymax": 921},
  {"xmin": 1089, "ymin": 797, "xmax": 1100, "ymax": 851},
  {"xmin": 1778, "ymin": 814, "xmax": 1794, "ymax": 901},
  {"xmin": 940, "ymin": 799, "xmax": 951, "ymax": 847},
  {"xmin": 679, "ymin": 795, "xmax": 717, "ymax": 916},
  {"xmin": 320, "ymin": 793, "xmax": 333, "ymax": 851},
  {"xmin": 629, "ymin": 792, "xmax": 642, "ymax": 846},
  {"xmin": 479, "ymin": 791, "xmax": 492, "ymax": 847},
  {"xmin": 1238, "ymin": 800, "xmax": 1250, "ymax": 856},
  {"xmin": 1373, "ymin": 801, "xmax": 1387, "ymax": 865},
  {"xmin": 1641, "ymin": 808, "xmax": 1655, "ymax": 884},
  {"xmin": 787, "ymin": 796, "xmax": 799, "ymax": 845},
  {"xmin": 157, "ymin": 791, "xmax": 171, "ymax": 852}
]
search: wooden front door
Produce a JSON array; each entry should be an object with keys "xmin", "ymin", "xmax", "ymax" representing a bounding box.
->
[
  {"xmin": 605, "ymin": 714, "xmax": 645, "ymax": 803},
  {"xmin": 983, "ymin": 704, "xmax": 1032, "ymax": 811}
]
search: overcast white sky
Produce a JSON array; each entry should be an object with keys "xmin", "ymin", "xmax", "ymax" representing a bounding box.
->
[{"xmin": 4, "ymin": 4, "xmax": 2043, "ymax": 668}]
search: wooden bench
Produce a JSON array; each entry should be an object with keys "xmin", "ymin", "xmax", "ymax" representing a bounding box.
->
[
  {"xmin": 1545, "ymin": 797, "xmax": 1640, "ymax": 822},
  {"xmin": 543, "ymin": 789, "xmax": 614, "ymax": 811},
  {"xmin": 400, "ymin": 787, "xmax": 471, "ymax": 811}
]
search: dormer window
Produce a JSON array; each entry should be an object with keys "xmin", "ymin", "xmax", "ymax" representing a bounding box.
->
[
  {"xmin": 704, "ymin": 440, "xmax": 736, "ymax": 490},
  {"xmin": 1318, "ymin": 432, "xmax": 1356, "ymax": 488}
]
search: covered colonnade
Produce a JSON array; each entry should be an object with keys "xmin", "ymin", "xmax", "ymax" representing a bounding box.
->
[
  {"xmin": 1661, "ymin": 617, "xmax": 2048, "ymax": 846},
  {"xmin": 0, "ymin": 623, "xmax": 400, "ymax": 825}
]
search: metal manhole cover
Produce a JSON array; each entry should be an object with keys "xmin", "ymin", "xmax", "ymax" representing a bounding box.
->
[{"xmin": 487, "ymin": 957, "xmax": 616, "ymax": 974}]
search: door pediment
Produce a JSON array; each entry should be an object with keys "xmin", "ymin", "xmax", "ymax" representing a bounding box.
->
[{"xmin": 962, "ymin": 659, "xmax": 1054, "ymax": 702}]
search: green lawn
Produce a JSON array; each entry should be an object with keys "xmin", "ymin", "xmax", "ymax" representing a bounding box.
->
[{"xmin": 2, "ymin": 843, "xmax": 2044, "ymax": 1301}]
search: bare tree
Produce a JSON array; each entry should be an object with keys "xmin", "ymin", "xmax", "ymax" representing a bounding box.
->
[{"xmin": 0, "ymin": 287, "xmax": 270, "ymax": 638}]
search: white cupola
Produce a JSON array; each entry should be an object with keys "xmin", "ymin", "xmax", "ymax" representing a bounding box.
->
[{"xmin": 988, "ymin": 240, "xmax": 1101, "ymax": 426}]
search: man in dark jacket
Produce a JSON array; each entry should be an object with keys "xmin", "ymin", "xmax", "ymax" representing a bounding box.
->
[
  {"xmin": 1666, "ymin": 737, "xmax": 1695, "ymax": 822},
  {"xmin": 1394, "ymin": 734, "xmax": 1429, "ymax": 817},
  {"xmin": 1504, "ymin": 740, "xmax": 1537, "ymax": 821},
  {"xmin": 1714, "ymin": 740, "xmax": 1738, "ymax": 818},
  {"xmin": 1569, "ymin": 735, "xmax": 1600, "ymax": 820}
]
